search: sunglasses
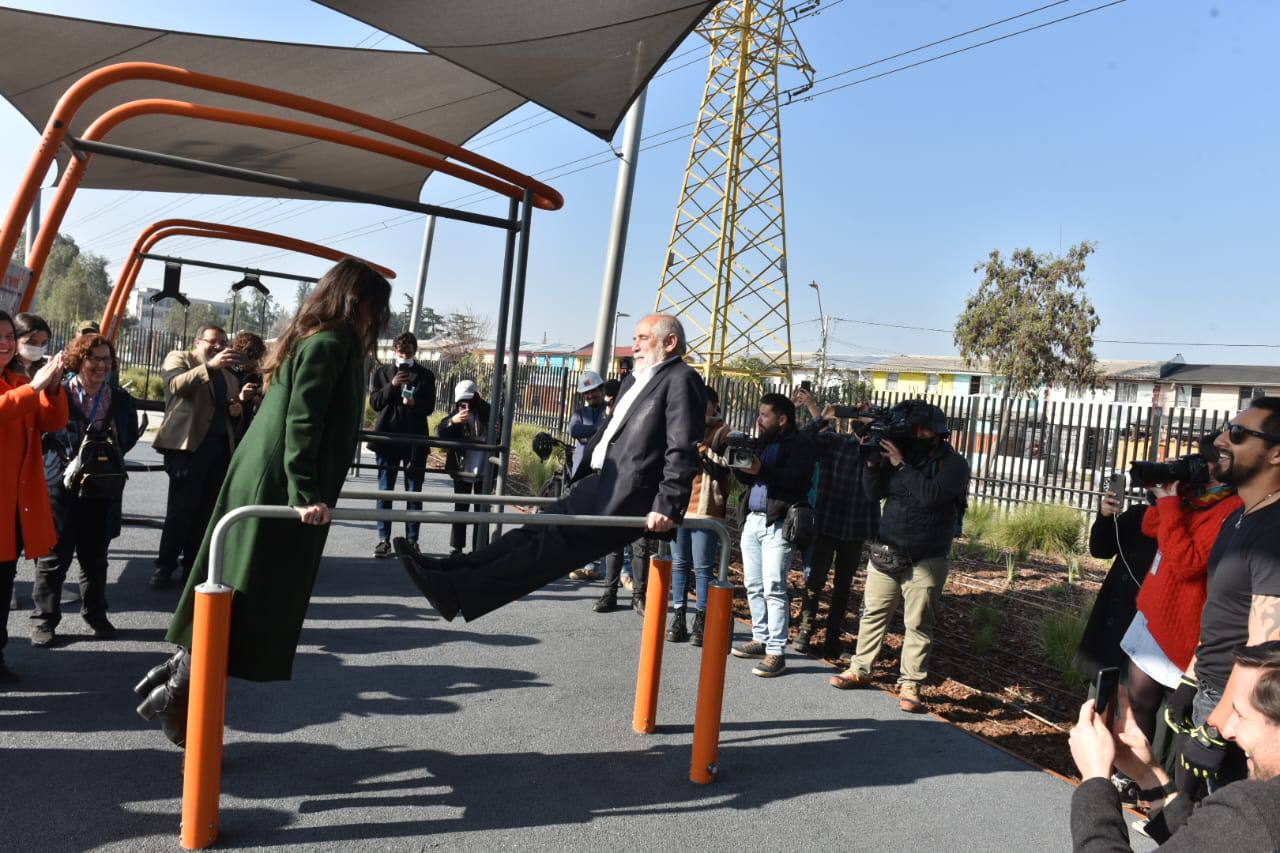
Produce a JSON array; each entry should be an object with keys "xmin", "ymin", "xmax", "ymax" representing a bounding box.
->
[{"xmin": 1220, "ymin": 421, "xmax": 1280, "ymax": 445}]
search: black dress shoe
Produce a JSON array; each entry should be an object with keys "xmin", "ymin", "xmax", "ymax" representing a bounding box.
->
[
  {"xmin": 393, "ymin": 539, "xmax": 461, "ymax": 621},
  {"xmin": 136, "ymin": 648, "xmax": 191, "ymax": 747},
  {"xmin": 134, "ymin": 648, "xmax": 187, "ymax": 697},
  {"xmin": 593, "ymin": 592, "xmax": 617, "ymax": 613},
  {"xmin": 632, "ymin": 592, "xmax": 646, "ymax": 618},
  {"xmin": 85, "ymin": 615, "xmax": 117, "ymax": 639},
  {"xmin": 149, "ymin": 565, "xmax": 175, "ymax": 590}
]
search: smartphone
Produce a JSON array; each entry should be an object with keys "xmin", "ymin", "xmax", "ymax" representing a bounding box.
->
[
  {"xmin": 1094, "ymin": 666, "xmax": 1120, "ymax": 725},
  {"xmin": 800, "ymin": 380, "xmax": 812, "ymax": 391},
  {"xmin": 1106, "ymin": 471, "xmax": 1126, "ymax": 499}
]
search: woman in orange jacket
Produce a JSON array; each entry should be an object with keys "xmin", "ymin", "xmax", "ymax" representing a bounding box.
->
[{"xmin": 0, "ymin": 310, "xmax": 68, "ymax": 684}]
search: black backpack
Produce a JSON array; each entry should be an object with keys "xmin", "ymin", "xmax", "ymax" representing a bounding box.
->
[{"xmin": 64, "ymin": 424, "xmax": 128, "ymax": 500}]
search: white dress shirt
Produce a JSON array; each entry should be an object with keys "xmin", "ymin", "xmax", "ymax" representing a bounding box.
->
[{"xmin": 589, "ymin": 356, "xmax": 675, "ymax": 472}]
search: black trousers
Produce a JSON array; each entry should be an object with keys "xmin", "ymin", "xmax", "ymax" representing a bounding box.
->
[
  {"xmin": 795, "ymin": 535, "xmax": 865, "ymax": 651},
  {"xmin": 31, "ymin": 503, "xmax": 111, "ymax": 629},
  {"xmin": 443, "ymin": 477, "xmax": 641, "ymax": 621},
  {"xmin": 157, "ymin": 441, "xmax": 230, "ymax": 573},
  {"xmin": 603, "ymin": 538, "xmax": 651, "ymax": 598},
  {"xmin": 1, "ymin": 515, "xmax": 23, "ymax": 654},
  {"xmin": 450, "ymin": 478, "xmax": 477, "ymax": 552}
]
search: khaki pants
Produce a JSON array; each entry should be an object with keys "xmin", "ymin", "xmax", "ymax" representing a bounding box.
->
[{"xmin": 849, "ymin": 556, "xmax": 949, "ymax": 688}]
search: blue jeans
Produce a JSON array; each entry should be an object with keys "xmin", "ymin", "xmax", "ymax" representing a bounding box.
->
[
  {"xmin": 670, "ymin": 526, "xmax": 717, "ymax": 611},
  {"xmin": 740, "ymin": 512, "xmax": 792, "ymax": 655},
  {"xmin": 376, "ymin": 451, "xmax": 424, "ymax": 542}
]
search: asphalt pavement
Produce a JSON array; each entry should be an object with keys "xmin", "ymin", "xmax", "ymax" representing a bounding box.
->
[{"xmin": 0, "ymin": 441, "xmax": 1155, "ymax": 852}]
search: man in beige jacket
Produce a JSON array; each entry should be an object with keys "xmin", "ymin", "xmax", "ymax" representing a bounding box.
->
[{"xmin": 151, "ymin": 325, "xmax": 251, "ymax": 589}]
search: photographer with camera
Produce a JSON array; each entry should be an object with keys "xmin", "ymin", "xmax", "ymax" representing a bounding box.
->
[
  {"xmin": 830, "ymin": 400, "xmax": 969, "ymax": 712},
  {"xmin": 1170, "ymin": 397, "xmax": 1280, "ymax": 798},
  {"xmin": 791, "ymin": 388, "xmax": 881, "ymax": 661},
  {"xmin": 1117, "ymin": 436, "xmax": 1240, "ymax": 748},
  {"xmin": 368, "ymin": 332, "xmax": 437, "ymax": 558},
  {"xmin": 729, "ymin": 393, "xmax": 816, "ymax": 678}
]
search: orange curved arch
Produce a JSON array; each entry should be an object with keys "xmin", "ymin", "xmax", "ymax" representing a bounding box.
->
[
  {"xmin": 101, "ymin": 218, "xmax": 397, "ymax": 338},
  {"xmin": 0, "ymin": 60, "xmax": 563, "ymax": 307},
  {"xmin": 26, "ymin": 94, "xmax": 520, "ymax": 309}
]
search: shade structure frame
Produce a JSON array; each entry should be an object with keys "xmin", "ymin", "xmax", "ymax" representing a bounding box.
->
[
  {"xmin": 138, "ymin": 253, "xmax": 320, "ymax": 285},
  {"xmin": 0, "ymin": 58, "xmax": 564, "ymax": 300}
]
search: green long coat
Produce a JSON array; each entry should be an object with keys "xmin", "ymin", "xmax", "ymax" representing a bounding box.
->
[{"xmin": 166, "ymin": 327, "xmax": 365, "ymax": 681}]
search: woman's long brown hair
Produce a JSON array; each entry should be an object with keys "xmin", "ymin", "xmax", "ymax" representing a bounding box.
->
[{"xmin": 262, "ymin": 257, "xmax": 391, "ymax": 385}]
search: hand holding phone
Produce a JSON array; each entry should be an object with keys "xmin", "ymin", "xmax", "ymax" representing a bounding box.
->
[{"xmin": 1094, "ymin": 666, "xmax": 1120, "ymax": 728}]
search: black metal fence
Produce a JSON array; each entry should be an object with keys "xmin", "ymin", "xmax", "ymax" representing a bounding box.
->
[{"xmin": 426, "ymin": 363, "xmax": 1233, "ymax": 512}]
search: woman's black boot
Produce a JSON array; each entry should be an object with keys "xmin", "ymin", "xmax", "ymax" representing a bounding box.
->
[
  {"xmin": 136, "ymin": 647, "xmax": 191, "ymax": 747},
  {"xmin": 133, "ymin": 648, "xmax": 186, "ymax": 697}
]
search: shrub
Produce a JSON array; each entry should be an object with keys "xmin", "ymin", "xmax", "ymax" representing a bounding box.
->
[
  {"xmin": 963, "ymin": 500, "xmax": 999, "ymax": 544},
  {"xmin": 993, "ymin": 503, "xmax": 1083, "ymax": 560},
  {"xmin": 1039, "ymin": 599, "xmax": 1094, "ymax": 688},
  {"xmin": 970, "ymin": 604, "xmax": 1004, "ymax": 655},
  {"xmin": 118, "ymin": 366, "xmax": 164, "ymax": 401}
]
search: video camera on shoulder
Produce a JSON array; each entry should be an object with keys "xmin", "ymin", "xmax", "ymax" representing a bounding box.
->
[
  {"xmin": 724, "ymin": 430, "xmax": 762, "ymax": 469},
  {"xmin": 1129, "ymin": 454, "xmax": 1210, "ymax": 489}
]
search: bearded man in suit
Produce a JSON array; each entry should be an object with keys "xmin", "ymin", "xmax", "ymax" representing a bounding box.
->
[{"xmin": 395, "ymin": 313, "xmax": 705, "ymax": 622}]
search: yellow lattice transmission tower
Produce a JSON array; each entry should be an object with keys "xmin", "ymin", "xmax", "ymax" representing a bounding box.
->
[{"xmin": 655, "ymin": 0, "xmax": 813, "ymax": 378}]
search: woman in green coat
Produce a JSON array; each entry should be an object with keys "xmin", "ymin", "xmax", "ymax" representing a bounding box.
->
[{"xmin": 136, "ymin": 258, "xmax": 390, "ymax": 745}]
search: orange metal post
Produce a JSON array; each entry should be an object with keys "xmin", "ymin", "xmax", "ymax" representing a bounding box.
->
[
  {"xmin": 16, "ymin": 154, "xmax": 89, "ymax": 311},
  {"xmin": 632, "ymin": 555, "xmax": 672, "ymax": 734},
  {"xmin": 181, "ymin": 585, "xmax": 233, "ymax": 850},
  {"xmin": 689, "ymin": 581, "xmax": 734, "ymax": 784}
]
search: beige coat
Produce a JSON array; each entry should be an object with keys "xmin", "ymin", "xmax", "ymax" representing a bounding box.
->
[{"xmin": 153, "ymin": 350, "xmax": 241, "ymax": 453}]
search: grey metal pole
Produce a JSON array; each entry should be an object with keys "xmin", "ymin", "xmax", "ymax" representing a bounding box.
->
[
  {"xmin": 588, "ymin": 88, "xmax": 647, "ymax": 379},
  {"xmin": 24, "ymin": 188, "xmax": 39, "ymax": 264},
  {"xmin": 475, "ymin": 200, "xmax": 520, "ymax": 547},
  {"xmin": 409, "ymin": 215, "xmax": 436, "ymax": 337},
  {"xmin": 493, "ymin": 191, "xmax": 535, "ymax": 506}
]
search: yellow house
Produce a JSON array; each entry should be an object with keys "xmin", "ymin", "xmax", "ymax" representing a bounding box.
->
[{"xmin": 867, "ymin": 355, "xmax": 996, "ymax": 397}]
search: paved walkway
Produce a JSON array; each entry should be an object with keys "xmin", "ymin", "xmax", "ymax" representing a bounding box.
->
[{"xmin": 1, "ymin": 443, "xmax": 1154, "ymax": 852}]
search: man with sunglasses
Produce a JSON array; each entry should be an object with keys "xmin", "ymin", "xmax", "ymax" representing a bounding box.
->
[{"xmin": 1169, "ymin": 397, "xmax": 1280, "ymax": 797}]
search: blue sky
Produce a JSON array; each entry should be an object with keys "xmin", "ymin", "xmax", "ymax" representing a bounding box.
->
[{"xmin": 1, "ymin": 1, "xmax": 1276, "ymax": 366}]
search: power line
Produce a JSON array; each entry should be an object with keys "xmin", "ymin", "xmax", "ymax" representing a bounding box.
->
[{"xmin": 795, "ymin": 0, "xmax": 1129, "ymax": 105}]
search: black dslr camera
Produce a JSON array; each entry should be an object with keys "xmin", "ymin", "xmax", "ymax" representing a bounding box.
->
[
  {"xmin": 1129, "ymin": 454, "xmax": 1211, "ymax": 489},
  {"xmin": 724, "ymin": 431, "xmax": 762, "ymax": 469}
]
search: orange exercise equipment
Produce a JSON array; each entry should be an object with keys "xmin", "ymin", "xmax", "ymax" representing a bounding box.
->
[
  {"xmin": 0, "ymin": 60, "xmax": 563, "ymax": 307},
  {"xmin": 100, "ymin": 219, "xmax": 397, "ymax": 338},
  {"xmin": 632, "ymin": 554, "xmax": 673, "ymax": 734},
  {"xmin": 690, "ymin": 581, "xmax": 734, "ymax": 783}
]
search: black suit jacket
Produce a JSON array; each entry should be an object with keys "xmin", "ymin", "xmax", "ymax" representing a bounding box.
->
[{"xmin": 571, "ymin": 357, "xmax": 704, "ymax": 522}]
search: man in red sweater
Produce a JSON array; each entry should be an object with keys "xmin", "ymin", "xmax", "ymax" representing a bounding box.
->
[{"xmin": 1120, "ymin": 456, "xmax": 1240, "ymax": 742}]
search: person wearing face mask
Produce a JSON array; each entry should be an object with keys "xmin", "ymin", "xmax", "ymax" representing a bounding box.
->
[
  {"xmin": 11, "ymin": 313, "xmax": 51, "ymax": 378},
  {"xmin": 0, "ymin": 310, "xmax": 67, "ymax": 684},
  {"xmin": 29, "ymin": 334, "xmax": 140, "ymax": 647},
  {"xmin": 436, "ymin": 379, "xmax": 492, "ymax": 556},
  {"xmin": 367, "ymin": 332, "xmax": 436, "ymax": 558},
  {"xmin": 830, "ymin": 400, "xmax": 970, "ymax": 712}
]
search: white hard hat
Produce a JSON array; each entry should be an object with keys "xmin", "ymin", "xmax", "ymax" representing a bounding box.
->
[
  {"xmin": 577, "ymin": 371, "xmax": 605, "ymax": 394},
  {"xmin": 454, "ymin": 380, "xmax": 478, "ymax": 403}
]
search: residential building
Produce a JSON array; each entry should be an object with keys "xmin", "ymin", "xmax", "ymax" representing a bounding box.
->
[{"xmin": 131, "ymin": 287, "xmax": 234, "ymax": 330}]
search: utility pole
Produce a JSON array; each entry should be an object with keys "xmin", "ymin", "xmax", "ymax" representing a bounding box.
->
[
  {"xmin": 809, "ymin": 280, "xmax": 828, "ymax": 393},
  {"xmin": 589, "ymin": 89, "xmax": 647, "ymax": 379}
]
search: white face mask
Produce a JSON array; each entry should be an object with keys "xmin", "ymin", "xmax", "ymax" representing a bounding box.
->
[
  {"xmin": 19, "ymin": 343, "xmax": 46, "ymax": 362},
  {"xmin": 397, "ymin": 358, "xmax": 415, "ymax": 367}
]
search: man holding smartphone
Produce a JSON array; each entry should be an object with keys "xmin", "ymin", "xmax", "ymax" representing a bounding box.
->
[
  {"xmin": 152, "ymin": 325, "xmax": 247, "ymax": 588},
  {"xmin": 367, "ymin": 332, "xmax": 436, "ymax": 558}
]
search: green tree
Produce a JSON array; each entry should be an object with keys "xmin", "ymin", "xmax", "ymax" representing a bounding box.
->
[
  {"xmin": 162, "ymin": 301, "xmax": 218, "ymax": 338},
  {"xmin": 26, "ymin": 233, "xmax": 113, "ymax": 326},
  {"xmin": 954, "ymin": 242, "xmax": 1101, "ymax": 399},
  {"xmin": 293, "ymin": 280, "xmax": 313, "ymax": 313},
  {"xmin": 227, "ymin": 286, "xmax": 282, "ymax": 338}
]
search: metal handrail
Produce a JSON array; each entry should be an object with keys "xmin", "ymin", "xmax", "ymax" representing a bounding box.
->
[
  {"xmin": 206, "ymin": 505, "xmax": 732, "ymax": 587},
  {"xmin": 338, "ymin": 487, "xmax": 556, "ymax": 506},
  {"xmin": 357, "ymin": 430, "xmax": 504, "ymax": 453}
]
